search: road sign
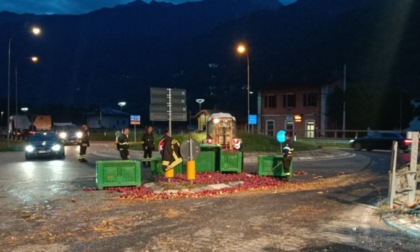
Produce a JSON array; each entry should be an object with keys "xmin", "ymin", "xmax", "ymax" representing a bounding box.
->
[
  {"xmin": 150, "ymin": 97, "xmax": 168, "ymax": 104},
  {"xmin": 150, "ymin": 88, "xmax": 186, "ymax": 104},
  {"xmin": 248, "ymin": 114, "xmax": 257, "ymax": 125},
  {"xmin": 180, "ymin": 139, "xmax": 200, "ymax": 161},
  {"xmin": 150, "ymin": 87, "xmax": 167, "ymax": 96},
  {"xmin": 149, "ymin": 113, "xmax": 167, "ymax": 121},
  {"xmin": 130, "ymin": 115, "xmax": 141, "ymax": 125},
  {"xmin": 150, "ymin": 113, "xmax": 187, "ymax": 121},
  {"xmin": 171, "ymin": 113, "xmax": 187, "ymax": 121},
  {"xmin": 276, "ymin": 130, "xmax": 286, "ymax": 143},
  {"xmin": 150, "ymin": 87, "xmax": 187, "ymax": 122},
  {"xmin": 171, "ymin": 89, "xmax": 186, "ymax": 96},
  {"xmin": 150, "ymin": 104, "xmax": 186, "ymax": 113}
]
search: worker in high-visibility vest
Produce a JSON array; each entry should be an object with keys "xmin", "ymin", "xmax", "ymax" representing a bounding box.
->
[
  {"xmin": 78, "ymin": 124, "xmax": 90, "ymax": 162},
  {"xmin": 117, "ymin": 128, "xmax": 130, "ymax": 160},
  {"xmin": 282, "ymin": 132, "xmax": 294, "ymax": 177},
  {"xmin": 141, "ymin": 126, "xmax": 154, "ymax": 168},
  {"xmin": 161, "ymin": 130, "xmax": 182, "ymax": 172}
]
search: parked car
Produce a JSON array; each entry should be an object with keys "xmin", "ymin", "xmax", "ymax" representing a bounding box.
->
[
  {"xmin": 350, "ymin": 132, "xmax": 411, "ymax": 152},
  {"xmin": 54, "ymin": 123, "xmax": 82, "ymax": 145},
  {"xmin": 25, "ymin": 132, "xmax": 65, "ymax": 160}
]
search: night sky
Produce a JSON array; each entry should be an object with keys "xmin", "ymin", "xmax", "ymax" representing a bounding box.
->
[{"xmin": 0, "ymin": 0, "xmax": 297, "ymax": 15}]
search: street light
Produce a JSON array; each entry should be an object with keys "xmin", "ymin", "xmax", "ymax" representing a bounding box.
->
[
  {"xmin": 196, "ymin": 98, "xmax": 205, "ymax": 111},
  {"xmin": 237, "ymin": 43, "xmax": 250, "ymax": 133},
  {"xmin": 21, "ymin": 107, "xmax": 29, "ymax": 112},
  {"xmin": 7, "ymin": 25, "xmax": 41, "ymax": 147},
  {"xmin": 118, "ymin": 101, "xmax": 126, "ymax": 110},
  {"xmin": 15, "ymin": 56, "xmax": 39, "ymax": 115}
]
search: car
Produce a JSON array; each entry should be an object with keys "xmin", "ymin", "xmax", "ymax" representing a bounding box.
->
[
  {"xmin": 25, "ymin": 132, "xmax": 65, "ymax": 160},
  {"xmin": 54, "ymin": 124, "xmax": 82, "ymax": 145},
  {"xmin": 350, "ymin": 132, "xmax": 411, "ymax": 153}
]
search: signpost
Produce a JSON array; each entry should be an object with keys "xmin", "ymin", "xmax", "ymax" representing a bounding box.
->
[
  {"xmin": 248, "ymin": 114, "xmax": 257, "ymax": 133},
  {"xmin": 248, "ymin": 114, "xmax": 257, "ymax": 125},
  {"xmin": 130, "ymin": 115, "xmax": 141, "ymax": 142},
  {"xmin": 150, "ymin": 88, "xmax": 187, "ymax": 135}
]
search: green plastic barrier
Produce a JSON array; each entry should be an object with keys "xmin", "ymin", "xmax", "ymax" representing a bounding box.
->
[
  {"xmin": 257, "ymin": 155, "xmax": 293, "ymax": 177},
  {"xmin": 96, "ymin": 160, "xmax": 141, "ymax": 190},
  {"xmin": 195, "ymin": 144, "xmax": 221, "ymax": 172},
  {"xmin": 219, "ymin": 150, "xmax": 243, "ymax": 173}
]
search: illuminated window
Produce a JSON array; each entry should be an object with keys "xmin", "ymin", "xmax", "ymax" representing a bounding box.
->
[{"xmin": 306, "ymin": 121, "xmax": 315, "ymax": 138}]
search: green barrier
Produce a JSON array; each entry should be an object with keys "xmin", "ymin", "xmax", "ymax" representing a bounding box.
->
[
  {"xmin": 195, "ymin": 144, "xmax": 221, "ymax": 172},
  {"xmin": 257, "ymin": 155, "xmax": 293, "ymax": 177},
  {"xmin": 220, "ymin": 150, "xmax": 243, "ymax": 173},
  {"xmin": 96, "ymin": 160, "xmax": 141, "ymax": 190}
]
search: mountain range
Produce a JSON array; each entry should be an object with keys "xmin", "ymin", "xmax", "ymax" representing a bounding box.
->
[{"xmin": 0, "ymin": 0, "xmax": 419, "ymax": 128}]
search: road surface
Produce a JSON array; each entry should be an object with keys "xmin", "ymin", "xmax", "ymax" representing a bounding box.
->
[{"xmin": 0, "ymin": 143, "xmax": 419, "ymax": 251}]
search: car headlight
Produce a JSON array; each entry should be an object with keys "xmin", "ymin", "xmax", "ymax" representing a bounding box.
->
[
  {"xmin": 76, "ymin": 131, "xmax": 83, "ymax": 138},
  {"xmin": 51, "ymin": 144, "xmax": 61, "ymax": 152},
  {"xmin": 59, "ymin": 132, "xmax": 67, "ymax": 139},
  {"xmin": 349, "ymin": 139, "xmax": 354, "ymax": 143},
  {"xmin": 25, "ymin": 145, "xmax": 35, "ymax": 153}
]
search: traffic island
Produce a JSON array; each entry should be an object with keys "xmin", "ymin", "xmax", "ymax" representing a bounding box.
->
[{"xmin": 100, "ymin": 171, "xmax": 307, "ymax": 200}]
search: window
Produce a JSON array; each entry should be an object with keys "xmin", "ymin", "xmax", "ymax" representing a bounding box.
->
[
  {"xmin": 283, "ymin": 94, "xmax": 296, "ymax": 107},
  {"xmin": 303, "ymin": 93, "xmax": 318, "ymax": 107},
  {"xmin": 286, "ymin": 120, "xmax": 294, "ymax": 132},
  {"xmin": 266, "ymin": 120, "xmax": 274, "ymax": 136},
  {"xmin": 306, "ymin": 121, "xmax": 315, "ymax": 138},
  {"xmin": 264, "ymin": 95, "xmax": 276, "ymax": 108}
]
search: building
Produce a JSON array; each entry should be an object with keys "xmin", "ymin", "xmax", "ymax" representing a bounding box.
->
[
  {"xmin": 85, "ymin": 108, "xmax": 130, "ymax": 129},
  {"xmin": 259, "ymin": 83, "xmax": 337, "ymax": 138}
]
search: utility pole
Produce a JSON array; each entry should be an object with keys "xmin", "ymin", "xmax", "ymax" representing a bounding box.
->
[{"xmin": 342, "ymin": 64, "xmax": 347, "ymax": 138}]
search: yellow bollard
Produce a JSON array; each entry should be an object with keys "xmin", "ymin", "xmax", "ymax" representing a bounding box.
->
[
  {"xmin": 186, "ymin": 160, "xmax": 196, "ymax": 181},
  {"xmin": 164, "ymin": 167, "xmax": 174, "ymax": 179}
]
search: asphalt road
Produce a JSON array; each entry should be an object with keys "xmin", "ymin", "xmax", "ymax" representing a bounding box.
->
[{"xmin": 1, "ymin": 143, "xmax": 419, "ymax": 251}]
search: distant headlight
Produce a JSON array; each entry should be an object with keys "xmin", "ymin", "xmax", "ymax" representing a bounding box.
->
[
  {"xmin": 349, "ymin": 139, "xmax": 355, "ymax": 143},
  {"xmin": 25, "ymin": 145, "xmax": 35, "ymax": 153},
  {"xmin": 51, "ymin": 144, "xmax": 61, "ymax": 152},
  {"xmin": 59, "ymin": 132, "xmax": 67, "ymax": 139},
  {"xmin": 76, "ymin": 131, "xmax": 83, "ymax": 138}
]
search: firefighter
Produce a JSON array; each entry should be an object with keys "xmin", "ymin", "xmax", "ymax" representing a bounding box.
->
[
  {"xmin": 117, "ymin": 128, "xmax": 130, "ymax": 160},
  {"xmin": 161, "ymin": 130, "xmax": 182, "ymax": 172},
  {"xmin": 78, "ymin": 124, "xmax": 90, "ymax": 162},
  {"xmin": 141, "ymin": 126, "xmax": 154, "ymax": 168},
  {"xmin": 282, "ymin": 132, "xmax": 294, "ymax": 177}
]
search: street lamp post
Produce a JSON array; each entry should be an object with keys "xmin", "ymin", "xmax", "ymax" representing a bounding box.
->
[
  {"xmin": 118, "ymin": 101, "xmax": 126, "ymax": 110},
  {"xmin": 196, "ymin": 98, "xmax": 205, "ymax": 112},
  {"xmin": 15, "ymin": 56, "xmax": 39, "ymax": 115},
  {"xmin": 7, "ymin": 26, "xmax": 41, "ymax": 147},
  {"xmin": 237, "ymin": 44, "xmax": 250, "ymax": 133}
]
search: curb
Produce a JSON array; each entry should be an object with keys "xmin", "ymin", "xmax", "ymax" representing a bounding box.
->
[{"xmin": 382, "ymin": 215, "xmax": 420, "ymax": 238}]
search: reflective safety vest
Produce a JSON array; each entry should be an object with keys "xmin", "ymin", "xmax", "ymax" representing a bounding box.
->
[{"xmin": 161, "ymin": 137, "xmax": 182, "ymax": 170}]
